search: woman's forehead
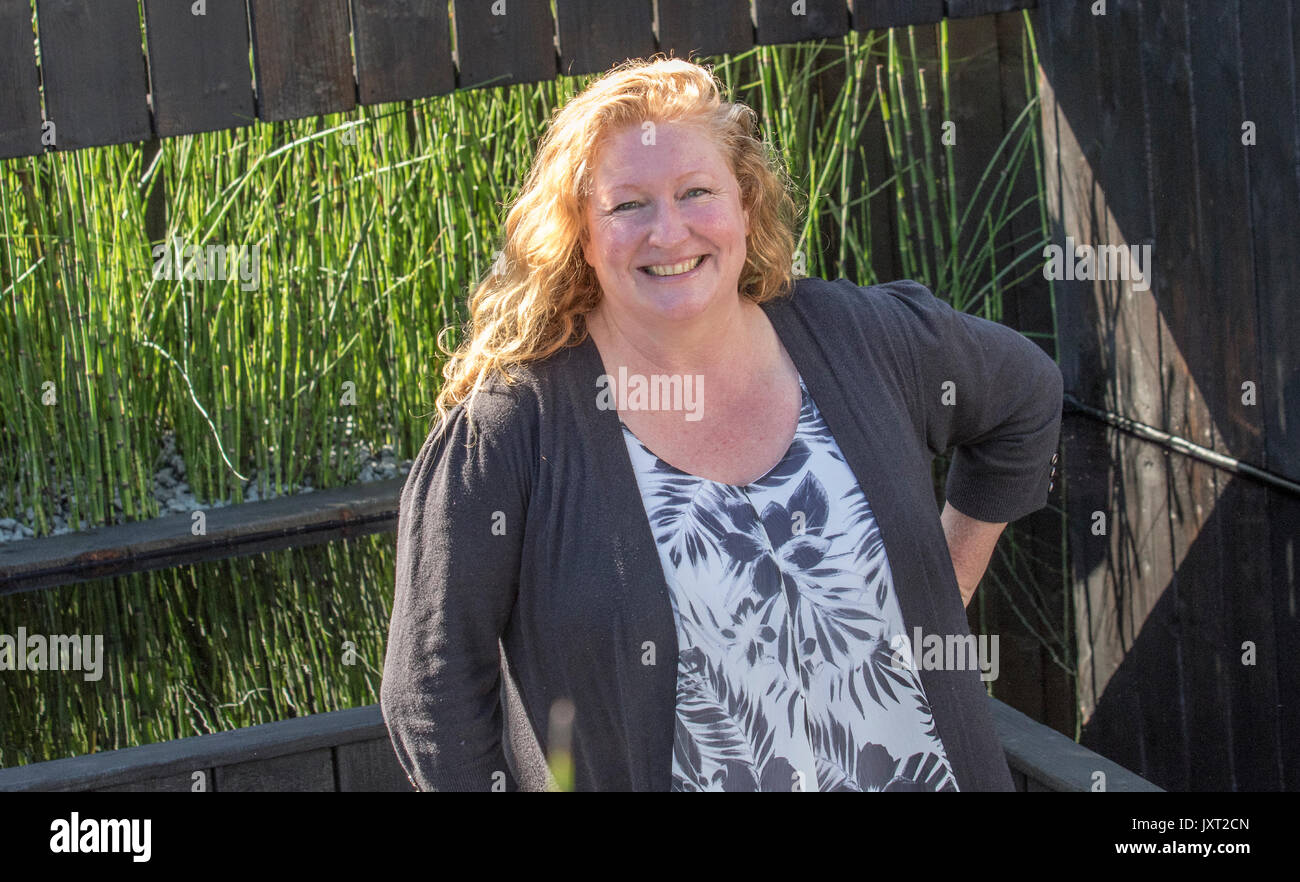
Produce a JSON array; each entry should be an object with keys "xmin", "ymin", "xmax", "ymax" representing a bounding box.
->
[
  {"xmin": 590, "ymin": 122, "xmax": 730, "ymax": 185},
  {"xmin": 595, "ymin": 117, "xmax": 715, "ymax": 151}
]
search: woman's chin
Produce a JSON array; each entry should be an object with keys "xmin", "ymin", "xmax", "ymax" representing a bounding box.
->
[{"xmin": 632, "ymin": 285, "xmax": 730, "ymax": 325}]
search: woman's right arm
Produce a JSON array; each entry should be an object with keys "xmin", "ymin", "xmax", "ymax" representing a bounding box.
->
[{"xmin": 380, "ymin": 386, "xmax": 534, "ymax": 791}]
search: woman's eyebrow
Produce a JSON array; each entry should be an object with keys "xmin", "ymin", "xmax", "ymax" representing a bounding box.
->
[{"xmin": 605, "ymin": 171, "xmax": 717, "ymax": 195}]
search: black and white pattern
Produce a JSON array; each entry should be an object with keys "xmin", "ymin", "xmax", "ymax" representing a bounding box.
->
[{"xmin": 621, "ymin": 376, "xmax": 958, "ymax": 792}]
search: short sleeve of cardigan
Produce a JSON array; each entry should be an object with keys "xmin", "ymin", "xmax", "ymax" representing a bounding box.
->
[
  {"xmin": 874, "ymin": 279, "xmax": 1063, "ymax": 524},
  {"xmin": 380, "ymin": 379, "xmax": 536, "ymax": 791}
]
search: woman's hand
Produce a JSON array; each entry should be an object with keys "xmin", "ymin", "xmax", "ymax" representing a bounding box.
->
[{"xmin": 940, "ymin": 501, "xmax": 1007, "ymax": 608}]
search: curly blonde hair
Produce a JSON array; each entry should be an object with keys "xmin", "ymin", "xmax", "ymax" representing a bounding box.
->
[{"xmin": 434, "ymin": 55, "xmax": 803, "ymax": 423}]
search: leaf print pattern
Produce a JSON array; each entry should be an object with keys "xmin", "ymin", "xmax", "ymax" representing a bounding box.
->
[{"xmin": 620, "ymin": 376, "xmax": 958, "ymax": 792}]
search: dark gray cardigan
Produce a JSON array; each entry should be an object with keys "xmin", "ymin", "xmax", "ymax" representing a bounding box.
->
[{"xmin": 380, "ymin": 276, "xmax": 1063, "ymax": 791}]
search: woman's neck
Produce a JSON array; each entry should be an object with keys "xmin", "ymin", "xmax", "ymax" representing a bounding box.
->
[{"xmin": 586, "ymin": 295, "xmax": 771, "ymax": 378}]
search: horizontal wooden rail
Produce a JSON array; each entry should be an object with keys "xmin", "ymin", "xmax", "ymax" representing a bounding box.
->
[
  {"xmin": 0, "ymin": 479, "xmax": 403, "ymax": 597},
  {"xmin": 0, "ymin": 705, "xmax": 408, "ymax": 792},
  {"xmin": 0, "ymin": 0, "xmax": 1037, "ymax": 160},
  {"xmin": 0, "ymin": 695, "xmax": 1158, "ymax": 792},
  {"xmin": 990, "ymin": 696, "xmax": 1162, "ymax": 792}
]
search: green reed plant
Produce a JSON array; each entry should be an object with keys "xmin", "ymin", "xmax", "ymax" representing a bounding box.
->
[{"xmin": 0, "ymin": 536, "xmax": 394, "ymax": 766}]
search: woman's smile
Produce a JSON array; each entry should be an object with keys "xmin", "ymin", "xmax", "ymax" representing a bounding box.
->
[{"xmin": 640, "ymin": 254, "xmax": 708, "ymax": 278}]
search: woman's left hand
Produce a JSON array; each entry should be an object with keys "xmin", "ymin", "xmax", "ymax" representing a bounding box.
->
[{"xmin": 939, "ymin": 501, "xmax": 1008, "ymax": 608}]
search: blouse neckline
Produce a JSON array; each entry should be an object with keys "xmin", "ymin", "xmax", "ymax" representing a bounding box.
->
[{"xmin": 619, "ymin": 375, "xmax": 810, "ymax": 490}]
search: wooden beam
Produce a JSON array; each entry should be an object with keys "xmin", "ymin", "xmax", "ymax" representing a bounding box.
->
[
  {"xmin": 35, "ymin": 0, "xmax": 154, "ymax": 151},
  {"xmin": 350, "ymin": 0, "xmax": 455, "ymax": 104},
  {"xmin": 247, "ymin": 0, "xmax": 355, "ymax": 122},
  {"xmin": 0, "ymin": 0, "xmax": 43, "ymax": 159},
  {"xmin": 0, "ymin": 479, "xmax": 403, "ymax": 597},
  {"xmin": 336, "ymin": 738, "xmax": 413, "ymax": 791},
  {"xmin": 990, "ymin": 697, "xmax": 1164, "ymax": 792},
  {"xmin": 655, "ymin": 0, "xmax": 753, "ymax": 59},
  {"xmin": 555, "ymin": 0, "xmax": 656, "ymax": 78},
  {"xmin": 95, "ymin": 769, "xmax": 214, "ymax": 792},
  {"xmin": 452, "ymin": 0, "xmax": 556, "ymax": 90},
  {"xmin": 1, "ymin": 697, "xmax": 1158, "ymax": 792},
  {"xmin": 0, "ymin": 705, "xmax": 387, "ymax": 792},
  {"xmin": 142, "ymin": 0, "xmax": 256, "ymax": 138},
  {"xmin": 1241, "ymin": 0, "xmax": 1300, "ymax": 795},
  {"xmin": 851, "ymin": 0, "xmax": 944, "ymax": 31},
  {"xmin": 753, "ymin": 0, "xmax": 849, "ymax": 45},
  {"xmin": 946, "ymin": 0, "xmax": 1036, "ymax": 19},
  {"xmin": 215, "ymin": 748, "xmax": 335, "ymax": 792}
]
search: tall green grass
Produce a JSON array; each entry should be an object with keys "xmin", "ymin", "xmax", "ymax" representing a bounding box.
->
[
  {"xmin": 1, "ymin": 15, "xmax": 1067, "ymax": 763},
  {"xmin": 0, "ymin": 537, "xmax": 393, "ymax": 766},
  {"xmin": 1, "ymin": 79, "xmax": 586, "ymax": 525}
]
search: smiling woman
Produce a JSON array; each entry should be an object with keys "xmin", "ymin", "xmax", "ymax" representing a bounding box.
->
[{"xmin": 381, "ymin": 56, "xmax": 1063, "ymax": 792}]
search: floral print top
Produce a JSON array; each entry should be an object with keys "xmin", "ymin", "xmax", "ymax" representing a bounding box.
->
[{"xmin": 619, "ymin": 375, "xmax": 959, "ymax": 792}]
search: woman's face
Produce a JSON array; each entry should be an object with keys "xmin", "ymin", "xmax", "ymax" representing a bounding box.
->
[{"xmin": 581, "ymin": 119, "xmax": 750, "ymax": 327}]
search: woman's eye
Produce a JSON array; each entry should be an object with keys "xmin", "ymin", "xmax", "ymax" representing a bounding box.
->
[{"xmin": 612, "ymin": 189, "xmax": 708, "ymax": 212}]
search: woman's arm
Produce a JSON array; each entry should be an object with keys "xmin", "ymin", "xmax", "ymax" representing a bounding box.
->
[
  {"xmin": 381, "ymin": 382, "xmax": 536, "ymax": 791},
  {"xmin": 878, "ymin": 279, "xmax": 1062, "ymax": 529},
  {"xmin": 940, "ymin": 500, "xmax": 1007, "ymax": 608}
]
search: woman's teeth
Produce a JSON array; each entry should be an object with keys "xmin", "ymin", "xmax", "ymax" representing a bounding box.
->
[{"xmin": 643, "ymin": 256, "xmax": 704, "ymax": 276}]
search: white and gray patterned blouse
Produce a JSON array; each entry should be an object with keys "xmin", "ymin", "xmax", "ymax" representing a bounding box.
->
[{"xmin": 620, "ymin": 375, "xmax": 959, "ymax": 792}]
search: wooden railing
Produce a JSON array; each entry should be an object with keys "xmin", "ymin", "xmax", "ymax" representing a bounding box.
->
[
  {"xmin": 0, "ymin": 0, "xmax": 1036, "ymax": 159},
  {"xmin": 0, "ymin": 705, "xmax": 406, "ymax": 792},
  {"xmin": 0, "ymin": 479, "xmax": 403, "ymax": 596},
  {"xmin": 0, "ymin": 695, "xmax": 1162, "ymax": 792}
]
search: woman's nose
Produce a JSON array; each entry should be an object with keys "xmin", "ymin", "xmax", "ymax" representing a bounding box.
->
[{"xmin": 646, "ymin": 199, "xmax": 690, "ymax": 246}]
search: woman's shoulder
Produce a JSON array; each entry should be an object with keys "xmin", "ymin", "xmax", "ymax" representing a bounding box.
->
[
  {"xmin": 420, "ymin": 363, "xmax": 545, "ymax": 455},
  {"xmin": 425, "ymin": 339, "xmax": 598, "ymax": 444},
  {"xmin": 773, "ymin": 276, "xmax": 953, "ymax": 359},
  {"xmin": 784, "ymin": 275, "xmax": 945, "ymax": 324},
  {"xmin": 403, "ymin": 365, "xmax": 545, "ymax": 507}
]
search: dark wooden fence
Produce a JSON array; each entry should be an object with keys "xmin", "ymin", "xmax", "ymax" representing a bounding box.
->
[
  {"xmin": 1035, "ymin": 0, "xmax": 1300, "ymax": 792},
  {"xmin": 0, "ymin": 696, "xmax": 1161, "ymax": 791},
  {"xmin": 0, "ymin": 0, "xmax": 1035, "ymax": 159}
]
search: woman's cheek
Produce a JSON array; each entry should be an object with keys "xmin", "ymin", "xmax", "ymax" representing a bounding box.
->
[
  {"xmin": 602, "ymin": 220, "xmax": 643, "ymax": 258},
  {"xmin": 696, "ymin": 202, "xmax": 745, "ymax": 240}
]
